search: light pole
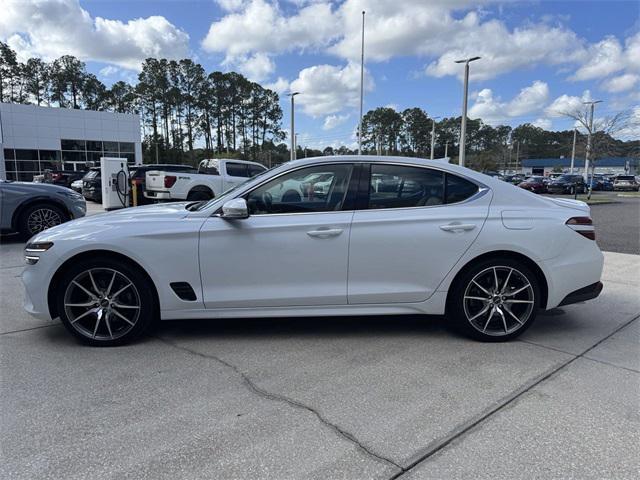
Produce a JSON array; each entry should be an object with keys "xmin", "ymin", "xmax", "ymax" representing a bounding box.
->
[
  {"xmin": 358, "ymin": 10, "xmax": 366, "ymax": 155},
  {"xmin": 455, "ymin": 56, "xmax": 481, "ymax": 167},
  {"xmin": 288, "ymin": 92, "xmax": 300, "ymax": 161},
  {"xmin": 429, "ymin": 116, "xmax": 440, "ymax": 160},
  {"xmin": 444, "ymin": 141, "xmax": 449, "ymax": 159},
  {"xmin": 583, "ymin": 100, "xmax": 602, "ymax": 188},
  {"xmin": 515, "ymin": 140, "xmax": 520, "ymax": 173},
  {"xmin": 570, "ymin": 128, "xmax": 577, "ymax": 173}
]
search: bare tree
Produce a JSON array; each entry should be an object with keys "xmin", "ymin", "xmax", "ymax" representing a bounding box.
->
[{"xmin": 557, "ymin": 106, "xmax": 635, "ymax": 197}]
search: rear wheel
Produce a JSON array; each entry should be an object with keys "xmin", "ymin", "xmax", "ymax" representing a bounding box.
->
[
  {"xmin": 448, "ymin": 258, "xmax": 540, "ymax": 341},
  {"xmin": 56, "ymin": 257, "xmax": 156, "ymax": 346},
  {"xmin": 18, "ymin": 203, "xmax": 68, "ymax": 238}
]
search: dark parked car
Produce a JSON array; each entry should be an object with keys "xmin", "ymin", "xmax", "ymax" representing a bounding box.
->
[
  {"xmin": 81, "ymin": 167, "xmax": 102, "ymax": 202},
  {"xmin": 518, "ymin": 176, "xmax": 547, "ymax": 194},
  {"xmin": 547, "ymin": 174, "xmax": 586, "ymax": 195},
  {"xmin": 0, "ymin": 180, "xmax": 86, "ymax": 238},
  {"xmin": 130, "ymin": 164, "xmax": 197, "ymax": 205},
  {"xmin": 587, "ymin": 175, "xmax": 614, "ymax": 191},
  {"xmin": 613, "ymin": 175, "xmax": 639, "ymax": 191}
]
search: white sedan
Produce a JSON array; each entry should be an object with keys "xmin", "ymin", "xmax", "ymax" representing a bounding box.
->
[{"xmin": 22, "ymin": 156, "xmax": 604, "ymax": 346}]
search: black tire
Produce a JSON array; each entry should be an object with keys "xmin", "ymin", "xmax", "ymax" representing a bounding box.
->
[
  {"xmin": 55, "ymin": 257, "xmax": 157, "ymax": 346},
  {"xmin": 18, "ymin": 203, "xmax": 68, "ymax": 239},
  {"xmin": 447, "ymin": 258, "xmax": 540, "ymax": 342},
  {"xmin": 187, "ymin": 189, "xmax": 213, "ymax": 201}
]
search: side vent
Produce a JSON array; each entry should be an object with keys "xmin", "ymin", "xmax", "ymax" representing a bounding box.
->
[{"xmin": 170, "ymin": 282, "xmax": 197, "ymax": 301}]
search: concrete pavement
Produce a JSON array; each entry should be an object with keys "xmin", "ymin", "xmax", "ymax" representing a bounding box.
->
[{"xmin": 0, "ymin": 241, "xmax": 638, "ymax": 479}]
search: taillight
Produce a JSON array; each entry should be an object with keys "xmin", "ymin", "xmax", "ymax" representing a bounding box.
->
[
  {"xmin": 164, "ymin": 175, "xmax": 177, "ymax": 188},
  {"xmin": 566, "ymin": 217, "xmax": 595, "ymax": 240}
]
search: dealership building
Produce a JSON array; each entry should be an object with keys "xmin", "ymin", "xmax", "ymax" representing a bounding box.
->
[
  {"xmin": 0, "ymin": 102, "xmax": 142, "ymax": 181},
  {"xmin": 521, "ymin": 157, "xmax": 638, "ymax": 177}
]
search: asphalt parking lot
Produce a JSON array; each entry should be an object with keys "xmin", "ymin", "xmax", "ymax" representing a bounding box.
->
[{"xmin": 1, "ymin": 199, "xmax": 639, "ymax": 479}]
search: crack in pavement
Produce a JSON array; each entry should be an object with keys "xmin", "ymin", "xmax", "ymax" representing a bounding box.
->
[
  {"xmin": 389, "ymin": 311, "xmax": 640, "ymax": 479},
  {"xmin": 156, "ymin": 335, "xmax": 404, "ymax": 473}
]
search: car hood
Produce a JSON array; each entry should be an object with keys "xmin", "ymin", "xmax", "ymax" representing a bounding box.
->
[
  {"xmin": 3, "ymin": 181, "xmax": 75, "ymax": 194},
  {"xmin": 31, "ymin": 202, "xmax": 193, "ymax": 243}
]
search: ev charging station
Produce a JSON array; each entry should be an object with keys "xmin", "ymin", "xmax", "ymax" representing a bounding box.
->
[{"xmin": 100, "ymin": 157, "xmax": 130, "ymax": 210}]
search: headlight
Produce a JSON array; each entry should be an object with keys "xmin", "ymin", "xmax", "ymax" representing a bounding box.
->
[{"xmin": 24, "ymin": 242, "xmax": 54, "ymax": 265}]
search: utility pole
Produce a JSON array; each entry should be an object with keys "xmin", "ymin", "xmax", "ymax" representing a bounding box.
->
[
  {"xmin": 515, "ymin": 140, "xmax": 520, "ymax": 173},
  {"xmin": 358, "ymin": 10, "xmax": 366, "ymax": 155},
  {"xmin": 570, "ymin": 128, "xmax": 577, "ymax": 173},
  {"xmin": 288, "ymin": 92, "xmax": 300, "ymax": 161},
  {"xmin": 429, "ymin": 117, "xmax": 440, "ymax": 160},
  {"xmin": 444, "ymin": 141, "xmax": 449, "ymax": 159},
  {"xmin": 583, "ymin": 100, "xmax": 602, "ymax": 187},
  {"xmin": 455, "ymin": 56, "xmax": 481, "ymax": 167}
]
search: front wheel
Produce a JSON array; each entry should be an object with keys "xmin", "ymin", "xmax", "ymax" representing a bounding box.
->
[
  {"xmin": 19, "ymin": 203, "xmax": 68, "ymax": 238},
  {"xmin": 56, "ymin": 257, "xmax": 156, "ymax": 346},
  {"xmin": 448, "ymin": 259, "xmax": 540, "ymax": 341}
]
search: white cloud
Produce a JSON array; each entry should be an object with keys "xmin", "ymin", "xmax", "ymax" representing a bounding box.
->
[
  {"xmin": 601, "ymin": 73, "xmax": 640, "ymax": 93},
  {"xmin": 532, "ymin": 118, "xmax": 552, "ymax": 130},
  {"xmin": 468, "ymin": 81, "xmax": 549, "ymax": 123},
  {"xmin": 289, "ymin": 62, "xmax": 374, "ymax": 117},
  {"xmin": 570, "ymin": 36, "xmax": 624, "ymax": 81},
  {"xmin": 0, "ymin": 0, "xmax": 190, "ymax": 71},
  {"xmin": 545, "ymin": 90, "xmax": 593, "ymax": 117},
  {"xmin": 230, "ymin": 52, "xmax": 275, "ymax": 81},
  {"xmin": 202, "ymin": 0, "xmax": 336, "ymax": 69},
  {"xmin": 323, "ymin": 114, "xmax": 350, "ymax": 130},
  {"xmin": 264, "ymin": 76, "xmax": 290, "ymax": 94}
]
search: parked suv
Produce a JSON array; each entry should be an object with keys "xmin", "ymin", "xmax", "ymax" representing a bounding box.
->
[
  {"xmin": 81, "ymin": 167, "xmax": 102, "ymax": 202},
  {"xmin": 0, "ymin": 180, "xmax": 86, "ymax": 238},
  {"xmin": 613, "ymin": 175, "xmax": 639, "ymax": 191},
  {"xmin": 547, "ymin": 174, "xmax": 586, "ymax": 195}
]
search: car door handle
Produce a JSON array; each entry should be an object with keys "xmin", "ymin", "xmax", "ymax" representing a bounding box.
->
[
  {"xmin": 307, "ymin": 228, "xmax": 343, "ymax": 238},
  {"xmin": 439, "ymin": 223, "xmax": 477, "ymax": 232}
]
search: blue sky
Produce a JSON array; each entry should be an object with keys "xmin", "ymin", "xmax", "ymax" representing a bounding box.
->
[{"xmin": 2, "ymin": 0, "xmax": 639, "ymax": 147}]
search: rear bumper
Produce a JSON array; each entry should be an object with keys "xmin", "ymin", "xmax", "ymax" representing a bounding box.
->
[
  {"xmin": 558, "ymin": 281, "xmax": 603, "ymax": 307},
  {"xmin": 144, "ymin": 190, "xmax": 172, "ymax": 200},
  {"xmin": 613, "ymin": 185, "xmax": 638, "ymax": 191}
]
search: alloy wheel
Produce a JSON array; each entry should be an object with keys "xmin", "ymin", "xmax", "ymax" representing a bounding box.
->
[
  {"xmin": 462, "ymin": 266, "xmax": 535, "ymax": 336},
  {"xmin": 27, "ymin": 208, "xmax": 62, "ymax": 234},
  {"xmin": 63, "ymin": 268, "xmax": 141, "ymax": 341}
]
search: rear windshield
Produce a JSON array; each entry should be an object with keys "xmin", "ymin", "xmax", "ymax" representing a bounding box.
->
[{"xmin": 616, "ymin": 176, "xmax": 635, "ymax": 180}]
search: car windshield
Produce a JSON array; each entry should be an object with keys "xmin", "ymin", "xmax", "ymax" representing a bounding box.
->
[
  {"xmin": 84, "ymin": 170, "xmax": 99, "ymax": 179},
  {"xmin": 556, "ymin": 175, "xmax": 575, "ymax": 181}
]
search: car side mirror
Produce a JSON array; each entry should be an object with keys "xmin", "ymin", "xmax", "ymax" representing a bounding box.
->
[{"xmin": 221, "ymin": 198, "xmax": 249, "ymax": 219}]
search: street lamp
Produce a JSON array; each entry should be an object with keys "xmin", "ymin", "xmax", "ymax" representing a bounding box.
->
[
  {"xmin": 455, "ymin": 56, "xmax": 481, "ymax": 167},
  {"xmin": 583, "ymin": 100, "xmax": 602, "ymax": 198},
  {"xmin": 288, "ymin": 92, "xmax": 300, "ymax": 161},
  {"xmin": 430, "ymin": 116, "xmax": 440, "ymax": 160}
]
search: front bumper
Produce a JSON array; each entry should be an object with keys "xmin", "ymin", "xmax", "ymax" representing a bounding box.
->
[{"xmin": 22, "ymin": 253, "xmax": 60, "ymax": 321}]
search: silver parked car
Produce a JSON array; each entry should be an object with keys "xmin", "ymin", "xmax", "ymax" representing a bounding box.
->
[{"xmin": 0, "ymin": 180, "xmax": 86, "ymax": 238}]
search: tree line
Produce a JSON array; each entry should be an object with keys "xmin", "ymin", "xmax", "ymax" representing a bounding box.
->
[
  {"xmin": 1, "ymin": 41, "xmax": 637, "ymax": 171},
  {"xmin": 0, "ymin": 42, "xmax": 285, "ymax": 164}
]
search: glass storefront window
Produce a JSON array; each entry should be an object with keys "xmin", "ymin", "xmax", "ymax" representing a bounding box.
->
[
  {"xmin": 39, "ymin": 150, "xmax": 61, "ymax": 161},
  {"xmin": 119, "ymin": 142, "xmax": 134, "ymax": 153},
  {"xmin": 61, "ymin": 151, "xmax": 87, "ymax": 163},
  {"xmin": 4, "ymin": 148, "xmax": 15, "ymax": 160},
  {"xmin": 61, "ymin": 139, "xmax": 86, "ymax": 151},
  {"xmin": 15, "ymin": 149, "xmax": 39, "ymax": 160},
  {"xmin": 86, "ymin": 140, "xmax": 103, "ymax": 152},
  {"xmin": 103, "ymin": 141, "xmax": 119, "ymax": 152},
  {"xmin": 4, "ymin": 159, "xmax": 16, "ymax": 172},
  {"xmin": 16, "ymin": 160, "xmax": 38, "ymax": 171}
]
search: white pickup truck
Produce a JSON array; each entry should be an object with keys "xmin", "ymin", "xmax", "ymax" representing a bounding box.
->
[{"xmin": 144, "ymin": 159, "xmax": 267, "ymax": 201}]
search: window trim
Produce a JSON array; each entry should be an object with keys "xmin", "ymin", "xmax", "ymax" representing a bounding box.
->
[{"xmin": 357, "ymin": 162, "xmax": 488, "ymax": 212}]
